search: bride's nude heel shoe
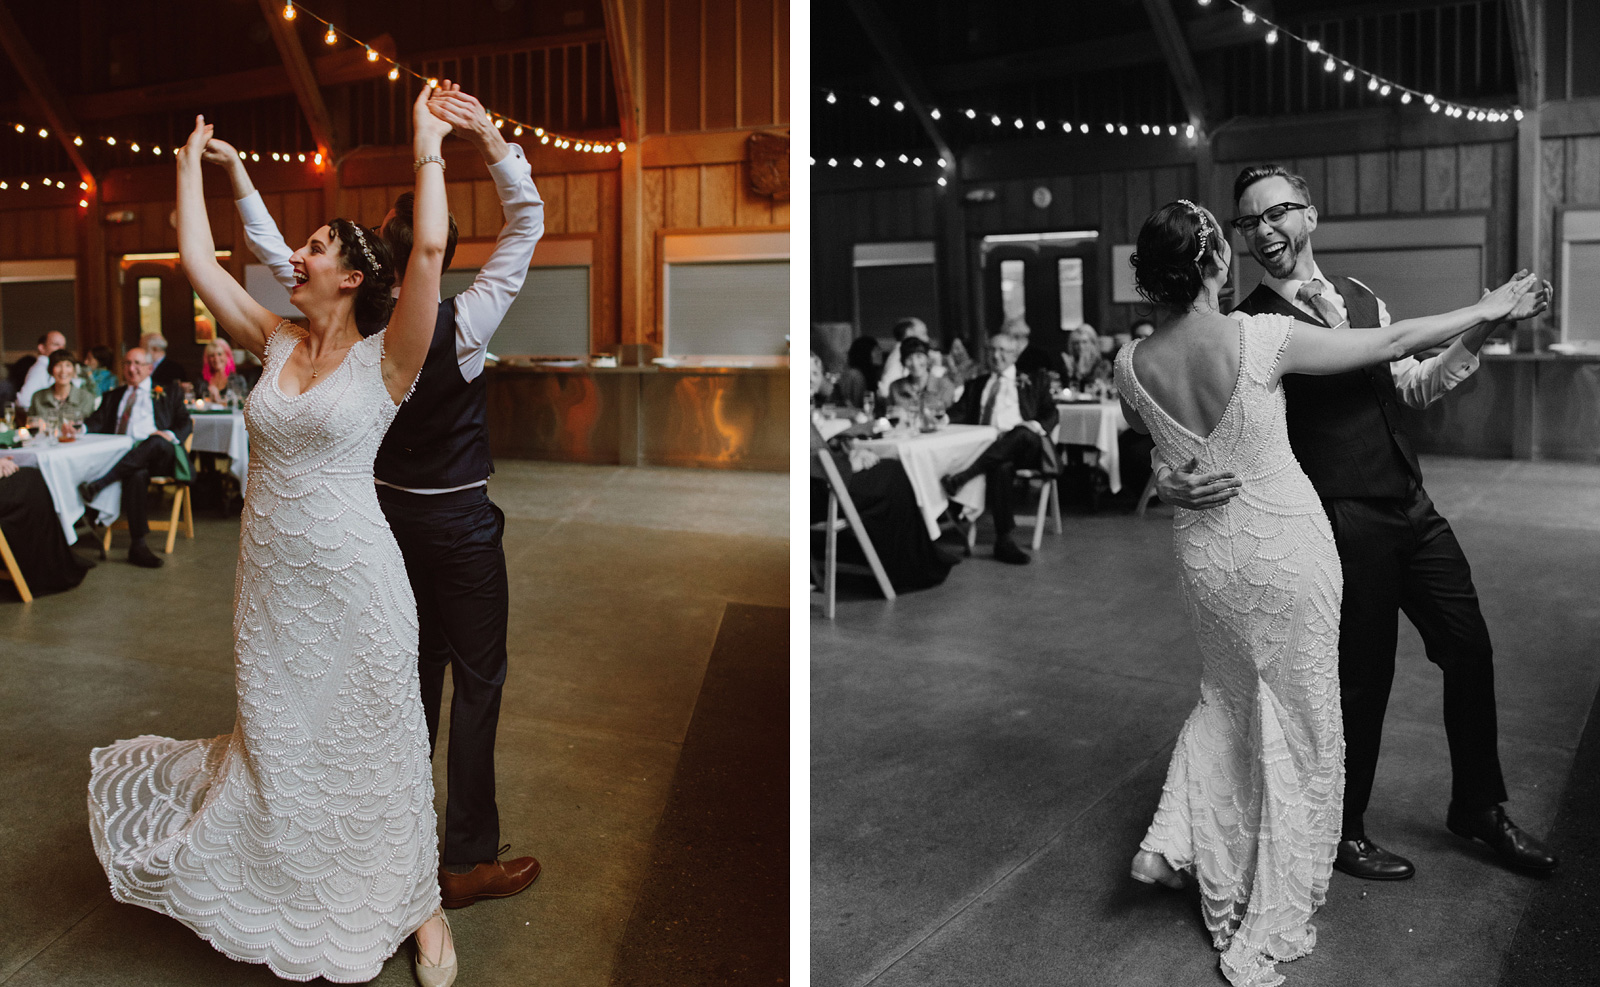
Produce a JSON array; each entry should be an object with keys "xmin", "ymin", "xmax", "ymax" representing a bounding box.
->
[
  {"xmin": 414, "ymin": 908, "xmax": 458, "ymax": 987},
  {"xmin": 1130, "ymin": 850, "xmax": 1185, "ymax": 889}
]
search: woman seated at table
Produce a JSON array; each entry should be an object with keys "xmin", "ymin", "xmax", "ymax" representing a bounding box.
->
[
  {"xmin": 29, "ymin": 351, "xmax": 96, "ymax": 425},
  {"xmin": 198, "ymin": 339, "xmax": 250, "ymax": 404},
  {"xmin": 811, "ymin": 355, "xmax": 956, "ymax": 593},
  {"xmin": 84, "ymin": 346, "xmax": 118, "ymax": 396},
  {"xmin": 0, "ymin": 456, "xmax": 94, "ymax": 596},
  {"xmin": 887, "ymin": 337, "xmax": 957, "ymax": 423},
  {"xmin": 1063, "ymin": 324, "xmax": 1113, "ymax": 392},
  {"xmin": 810, "ymin": 339, "xmax": 867, "ymax": 412}
]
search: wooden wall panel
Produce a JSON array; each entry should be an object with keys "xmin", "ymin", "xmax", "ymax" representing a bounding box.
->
[
  {"xmin": 1358, "ymin": 152, "xmax": 1389, "ymax": 214},
  {"xmin": 699, "ymin": 164, "xmax": 737, "ymax": 227},
  {"xmin": 740, "ymin": 0, "xmax": 776, "ymax": 129},
  {"xmin": 568, "ymin": 172, "xmax": 600, "ymax": 233},
  {"xmin": 644, "ymin": 0, "xmax": 786, "ymax": 136},
  {"xmin": 473, "ymin": 181, "xmax": 502, "ymax": 239},
  {"xmin": 667, "ymin": 165, "xmax": 699, "ymax": 228},
  {"xmin": 1392, "ymin": 149, "xmax": 1424, "ymax": 213},
  {"xmin": 543, "ymin": 174, "xmax": 568, "ymax": 235},
  {"xmin": 1571, "ymin": 136, "xmax": 1600, "ymax": 204},
  {"xmin": 705, "ymin": 0, "xmax": 740, "ymax": 132},
  {"xmin": 734, "ymin": 162, "xmax": 773, "ymax": 226},
  {"xmin": 1325, "ymin": 155, "xmax": 1358, "ymax": 215},
  {"xmin": 1459, "ymin": 144, "xmax": 1494, "ymax": 211},
  {"xmin": 593, "ymin": 171, "xmax": 620, "ymax": 352},
  {"xmin": 667, "ymin": 0, "xmax": 702, "ymax": 133},
  {"xmin": 1425, "ymin": 147, "xmax": 1459, "ymax": 212}
]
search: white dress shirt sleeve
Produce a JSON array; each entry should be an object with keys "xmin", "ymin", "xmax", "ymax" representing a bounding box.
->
[
  {"xmin": 235, "ymin": 192, "xmax": 299, "ymax": 291},
  {"xmin": 452, "ymin": 144, "xmax": 545, "ymax": 382},
  {"xmin": 1350, "ymin": 277, "xmax": 1482, "ymax": 410},
  {"xmin": 877, "ymin": 349, "xmax": 905, "ymax": 398},
  {"xmin": 17, "ymin": 357, "xmax": 50, "ymax": 409}
]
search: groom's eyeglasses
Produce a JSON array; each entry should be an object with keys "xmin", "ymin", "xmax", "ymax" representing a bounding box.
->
[{"xmin": 1230, "ymin": 202, "xmax": 1310, "ymax": 234}]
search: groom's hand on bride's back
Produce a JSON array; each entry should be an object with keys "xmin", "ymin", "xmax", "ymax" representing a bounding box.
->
[{"xmin": 1157, "ymin": 457, "xmax": 1242, "ymax": 510}]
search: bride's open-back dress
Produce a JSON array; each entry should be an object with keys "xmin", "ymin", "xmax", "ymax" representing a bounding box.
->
[
  {"xmin": 88, "ymin": 323, "xmax": 438, "ymax": 983},
  {"xmin": 1114, "ymin": 312, "xmax": 1345, "ymax": 987}
]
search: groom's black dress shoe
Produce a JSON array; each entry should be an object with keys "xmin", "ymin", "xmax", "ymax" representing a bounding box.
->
[
  {"xmin": 1333, "ymin": 838, "xmax": 1415, "ymax": 880},
  {"xmin": 1446, "ymin": 803, "xmax": 1558, "ymax": 873}
]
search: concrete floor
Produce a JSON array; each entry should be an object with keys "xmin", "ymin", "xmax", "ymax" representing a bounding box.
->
[
  {"xmin": 0, "ymin": 461, "xmax": 787, "ymax": 987},
  {"xmin": 811, "ymin": 455, "xmax": 1600, "ymax": 987}
]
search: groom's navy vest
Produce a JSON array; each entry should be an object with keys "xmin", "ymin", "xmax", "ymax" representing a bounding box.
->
[
  {"xmin": 1232, "ymin": 276, "xmax": 1421, "ymax": 499},
  {"xmin": 375, "ymin": 297, "xmax": 494, "ymax": 489}
]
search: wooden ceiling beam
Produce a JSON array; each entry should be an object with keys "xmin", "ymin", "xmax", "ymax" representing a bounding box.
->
[
  {"xmin": 0, "ymin": 1, "xmax": 95, "ymax": 184},
  {"xmin": 600, "ymin": 0, "xmax": 638, "ymax": 143},
  {"xmin": 843, "ymin": 0, "xmax": 953, "ymax": 165},
  {"xmin": 257, "ymin": 0, "xmax": 337, "ymax": 158},
  {"xmin": 1141, "ymin": 0, "xmax": 1209, "ymax": 134}
]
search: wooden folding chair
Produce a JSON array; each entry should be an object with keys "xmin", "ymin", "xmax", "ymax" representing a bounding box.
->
[
  {"xmin": 0, "ymin": 528, "xmax": 32, "ymax": 602},
  {"xmin": 811, "ymin": 448, "xmax": 896, "ymax": 619},
  {"xmin": 103, "ymin": 433, "xmax": 196, "ymax": 555},
  {"xmin": 1014, "ymin": 467, "xmax": 1063, "ymax": 550}
]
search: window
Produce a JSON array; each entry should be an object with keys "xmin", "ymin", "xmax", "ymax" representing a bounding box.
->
[
  {"xmin": 441, "ymin": 266, "xmax": 591, "ymax": 357},
  {"xmin": 138, "ymin": 278, "xmax": 162, "ymax": 338},
  {"xmin": 0, "ymin": 279, "xmax": 75, "ymax": 352},
  {"xmin": 1058, "ymin": 258, "xmax": 1084, "ymax": 329},
  {"xmin": 664, "ymin": 260, "xmax": 790, "ymax": 356}
]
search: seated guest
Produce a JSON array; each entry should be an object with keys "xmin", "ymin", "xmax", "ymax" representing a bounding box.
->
[
  {"xmin": 29, "ymin": 351, "xmax": 96, "ymax": 424},
  {"xmin": 877, "ymin": 317, "xmax": 931, "ymax": 398},
  {"xmin": 944, "ymin": 337, "xmax": 981, "ymax": 387},
  {"xmin": 84, "ymin": 346, "xmax": 118, "ymax": 395},
  {"xmin": 141, "ymin": 333, "xmax": 188, "ymax": 388},
  {"xmin": 810, "ymin": 375, "xmax": 955, "ymax": 593},
  {"xmin": 939, "ymin": 332, "xmax": 1059, "ymax": 565},
  {"xmin": 1064, "ymin": 324, "xmax": 1112, "ymax": 392},
  {"xmin": 810, "ymin": 338, "xmax": 866, "ymax": 411},
  {"xmin": 0, "ymin": 456, "xmax": 94, "ymax": 595},
  {"xmin": 15, "ymin": 330, "xmax": 67, "ymax": 409},
  {"xmin": 0, "ymin": 375, "xmax": 13, "ymax": 412},
  {"xmin": 76, "ymin": 346, "xmax": 192, "ymax": 569},
  {"xmin": 1006, "ymin": 316, "xmax": 1068, "ymax": 383},
  {"xmin": 887, "ymin": 337, "xmax": 957, "ymax": 422},
  {"xmin": 198, "ymin": 339, "xmax": 250, "ymax": 403},
  {"xmin": 847, "ymin": 336, "xmax": 887, "ymax": 402}
]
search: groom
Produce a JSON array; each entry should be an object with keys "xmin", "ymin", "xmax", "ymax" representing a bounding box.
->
[
  {"xmin": 1159, "ymin": 164, "xmax": 1557, "ymax": 880},
  {"xmin": 208, "ymin": 83, "xmax": 546, "ymax": 907}
]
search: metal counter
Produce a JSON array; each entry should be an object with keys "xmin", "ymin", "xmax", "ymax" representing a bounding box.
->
[
  {"xmin": 486, "ymin": 364, "xmax": 789, "ymax": 471},
  {"xmin": 1398, "ymin": 352, "xmax": 1600, "ymax": 462}
]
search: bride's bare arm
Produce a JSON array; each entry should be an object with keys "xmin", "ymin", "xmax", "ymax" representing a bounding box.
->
[
  {"xmin": 1275, "ymin": 272, "xmax": 1541, "ymax": 382},
  {"xmin": 381, "ymin": 83, "xmax": 452, "ymax": 404},
  {"xmin": 176, "ymin": 116, "xmax": 279, "ymax": 360}
]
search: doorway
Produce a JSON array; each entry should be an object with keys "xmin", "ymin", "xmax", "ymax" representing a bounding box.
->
[
  {"xmin": 118, "ymin": 255, "xmax": 222, "ymax": 379},
  {"xmin": 978, "ymin": 231, "xmax": 1099, "ymax": 365}
]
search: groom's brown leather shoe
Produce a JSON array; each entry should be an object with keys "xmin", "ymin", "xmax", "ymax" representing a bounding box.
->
[
  {"xmin": 439, "ymin": 849, "xmax": 541, "ymax": 909},
  {"xmin": 1333, "ymin": 838, "xmax": 1415, "ymax": 880},
  {"xmin": 1446, "ymin": 803, "xmax": 1558, "ymax": 873}
]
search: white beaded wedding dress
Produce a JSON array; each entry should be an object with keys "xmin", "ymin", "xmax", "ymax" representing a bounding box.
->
[
  {"xmin": 89, "ymin": 323, "xmax": 438, "ymax": 983},
  {"xmin": 1114, "ymin": 312, "xmax": 1345, "ymax": 987}
]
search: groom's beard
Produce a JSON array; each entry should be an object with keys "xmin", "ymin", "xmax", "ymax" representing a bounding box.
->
[{"xmin": 1257, "ymin": 228, "xmax": 1311, "ymax": 279}]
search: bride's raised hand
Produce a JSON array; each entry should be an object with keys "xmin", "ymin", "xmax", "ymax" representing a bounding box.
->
[
  {"xmin": 1478, "ymin": 271, "xmax": 1539, "ymax": 323},
  {"xmin": 413, "ymin": 81, "xmax": 452, "ymax": 144},
  {"xmin": 177, "ymin": 114, "xmax": 213, "ymax": 168},
  {"xmin": 201, "ymin": 136, "xmax": 242, "ymax": 170}
]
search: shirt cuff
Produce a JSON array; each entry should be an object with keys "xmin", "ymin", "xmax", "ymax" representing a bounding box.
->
[
  {"xmin": 237, "ymin": 189, "xmax": 270, "ymax": 220},
  {"xmin": 488, "ymin": 143, "xmax": 532, "ymax": 188},
  {"xmin": 1438, "ymin": 337, "xmax": 1480, "ymax": 382}
]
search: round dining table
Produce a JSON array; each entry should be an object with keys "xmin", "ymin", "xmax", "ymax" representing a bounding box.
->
[
  {"xmin": 854, "ymin": 424, "xmax": 1000, "ymax": 540},
  {"xmin": 5, "ymin": 433, "xmax": 134, "ymax": 543}
]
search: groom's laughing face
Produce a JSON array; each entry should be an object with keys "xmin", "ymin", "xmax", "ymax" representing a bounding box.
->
[{"xmin": 1237, "ymin": 176, "xmax": 1316, "ymax": 280}]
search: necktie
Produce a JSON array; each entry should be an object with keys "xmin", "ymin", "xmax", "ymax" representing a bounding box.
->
[
  {"xmin": 116, "ymin": 390, "xmax": 134, "ymax": 434},
  {"xmin": 980, "ymin": 376, "xmax": 1000, "ymax": 425},
  {"xmin": 1296, "ymin": 279, "xmax": 1346, "ymax": 328}
]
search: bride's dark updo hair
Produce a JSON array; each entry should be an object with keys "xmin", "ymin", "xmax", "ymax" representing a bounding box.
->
[
  {"xmin": 327, "ymin": 218, "xmax": 397, "ymax": 327},
  {"xmin": 1130, "ymin": 200, "xmax": 1221, "ymax": 310}
]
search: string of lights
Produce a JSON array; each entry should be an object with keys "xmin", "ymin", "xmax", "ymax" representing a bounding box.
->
[
  {"xmin": 809, "ymin": 151, "xmax": 953, "ymax": 186},
  {"xmin": 817, "ymin": 88, "xmax": 1198, "ymax": 142},
  {"xmin": 1, "ymin": 0, "xmax": 625, "ymax": 200}
]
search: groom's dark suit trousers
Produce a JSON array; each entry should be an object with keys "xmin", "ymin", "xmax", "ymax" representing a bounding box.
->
[
  {"xmin": 378, "ymin": 484, "xmax": 509, "ymax": 865},
  {"xmin": 1323, "ymin": 481, "xmax": 1508, "ymax": 838}
]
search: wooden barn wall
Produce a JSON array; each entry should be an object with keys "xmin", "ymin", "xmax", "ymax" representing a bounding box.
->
[
  {"xmin": 639, "ymin": 0, "xmax": 789, "ymax": 137},
  {"xmin": 636, "ymin": 160, "xmax": 789, "ymax": 349}
]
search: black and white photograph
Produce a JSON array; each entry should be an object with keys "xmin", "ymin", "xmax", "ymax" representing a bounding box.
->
[
  {"xmin": 0, "ymin": 2, "xmax": 789, "ymax": 985},
  {"xmin": 810, "ymin": 1, "xmax": 1600, "ymax": 986}
]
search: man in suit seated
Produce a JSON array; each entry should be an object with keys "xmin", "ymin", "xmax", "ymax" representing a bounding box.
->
[
  {"xmin": 13, "ymin": 330, "xmax": 67, "ymax": 410},
  {"xmin": 940, "ymin": 332, "xmax": 1060, "ymax": 565},
  {"xmin": 77, "ymin": 347, "xmax": 192, "ymax": 569}
]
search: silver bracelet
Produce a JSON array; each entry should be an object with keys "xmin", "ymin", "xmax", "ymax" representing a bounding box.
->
[{"xmin": 414, "ymin": 154, "xmax": 445, "ymax": 172}]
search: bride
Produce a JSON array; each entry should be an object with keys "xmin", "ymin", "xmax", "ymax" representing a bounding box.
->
[
  {"xmin": 88, "ymin": 84, "xmax": 458, "ymax": 985},
  {"xmin": 1114, "ymin": 200, "xmax": 1540, "ymax": 987}
]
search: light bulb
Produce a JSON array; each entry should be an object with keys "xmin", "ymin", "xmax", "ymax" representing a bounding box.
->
[
  {"xmin": 1013, "ymin": 118, "xmax": 1023, "ymax": 129},
  {"xmin": 930, "ymin": 108, "xmax": 941, "ymax": 120},
  {"xmin": 535, "ymin": 128, "xmax": 544, "ymax": 136},
  {"xmin": 1306, "ymin": 40, "xmax": 1320, "ymax": 53},
  {"xmin": 298, "ymin": 153, "xmax": 306, "ymax": 162},
  {"xmin": 324, "ymin": 26, "xmax": 337, "ymax": 45},
  {"xmin": 79, "ymin": 181, "xmax": 88, "ymax": 190},
  {"xmin": 1380, "ymin": 84, "xmax": 1392, "ymax": 96},
  {"xmin": 130, "ymin": 143, "xmax": 139, "ymax": 152},
  {"xmin": 282, "ymin": 3, "xmax": 295, "ymax": 20},
  {"xmin": 1080, "ymin": 123, "xmax": 1089, "ymax": 133},
  {"xmin": 1401, "ymin": 92, "xmax": 1411, "ymax": 104},
  {"xmin": 495, "ymin": 118, "xmax": 504, "ymax": 128},
  {"xmin": 1105, "ymin": 123, "xmax": 1114, "ymax": 133},
  {"xmin": 367, "ymin": 48, "xmax": 378, "ymax": 61},
  {"xmin": 1430, "ymin": 102, "xmax": 1441, "ymax": 113},
  {"xmin": 1036, "ymin": 120, "xmax": 1045, "ymax": 130},
  {"xmin": 1324, "ymin": 57, "xmax": 1336, "ymax": 72},
  {"xmin": 314, "ymin": 152, "xmax": 323, "ymax": 164},
  {"xmin": 853, "ymin": 158, "xmax": 863, "ymax": 168},
  {"xmin": 1185, "ymin": 124, "xmax": 1196, "ymax": 138},
  {"xmin": 827, "ymin": 158, "xmax": 837, "ymax": 167},
  {"xmin": 937, "ymin": 157, "xmax": 947, "ymax": 168},
  {"xmin": 1242, "ymin": 10, "xmax": 1255, "ymax": 24},
  {"xmin": 1514, "ymin": 108, "xmax": 1525, "ymax": 121},
  {"xmin": 965, "ymin": 108, "xmax": 976, "ymax": 119},
  {"xmin": 1118, "ymin": 124, "xmax": 1128, "ymax": 135},
  {"xmin": 912, "ymin": 157, "xmax": 922, "ymax": 166},
  {"xmin": 1062, "ymin": 122, "xmax": 1072, "ymax": 132},
  {"xmin": 893, "ymin": 101, "xmax": 904, "ymax": 111},
  {"xmin": 514, "ymin": 125, "xmax": 523, "ymax": 136},
  {"xmin": 1424, "ymin": 93, "xmax": 1435, "ymax": 105},
  {"xmin": 540, "ymin": 134, "xmax": 549, "ymax": 144},
  {"xmin": 427, "ymin": 78, "xmax": 438, "ymax": 88},
  {"xmin": 1140, "ymin": 124, "xmax": 1150, "ymax": 135},
  {"xmin": 153, "ymin": 146, "xmax": 162, "ymax": 155},
  {"xmin": 1368, "ymin": 77, "xmax": 1379, "ymax": 91},
  {"xmin": 869, "ymin": 96, "xmax": 880, "ymax": 106},
  {"xmin": 12, "ymin": 124, "xmax": 22, "ymax": 133},
  {"xmin": 38, "ymin": 128, "xmax": 48, "ymax": 138},
  {"xmin": 79, "ymin": 199, "xmax": 88, "ymax": 207},
  {"xmin": 73, "ymin": 136, "xmax": 82, "ymax": 145},
  {"xmin": 0, "ymin": 182, "xmax": 8, "ymax": 189},
  {"xmin": 937, "ymin": 177, "xmax": 948, "ymax": 186},
  {"xmin": 388, "ymin": 67, "xmax": 399, "ymax": 81},
  {"xmin": 991, "ymin": 114, "xmax": 1002, "ymax": 126},
  {"xmin": 19, "ymin": 182, "xmax": 27, "ymax": 189},
  {"xmin": 825, "ymin": 92, "xmax": 836, "ymax": 104},
  {"xmin": 898, "ymin": 154, "xmax": 908, "ymax": 163},
  {"xmin": 1265, "ymin": 29, "xmax": 1278, "ymax": 44},
  {"xmin": 106, "ymin": 137, "xmax": 115, "ymax": 145},
  {"xmin": 1169, "ymin": 124, "xmax": 1178, "ymax": 136}
]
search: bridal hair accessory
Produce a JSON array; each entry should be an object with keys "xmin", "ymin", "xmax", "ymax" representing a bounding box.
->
[
  {"xmin": 1178, "ymin": 199, "xmax": 1210, "ymax": 263},
  {"xmin": 340, "ymin": 221, "xmax": 383, "ymax": 273}
]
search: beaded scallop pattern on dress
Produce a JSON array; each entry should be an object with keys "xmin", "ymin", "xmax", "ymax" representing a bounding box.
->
[
  {"xmin": 1114, "ymin": 312, "xmax": 1345, "ymax": 987},
  {"xmin": 88, "ymin": 323, "xmax": 437, "ymax": 983}
]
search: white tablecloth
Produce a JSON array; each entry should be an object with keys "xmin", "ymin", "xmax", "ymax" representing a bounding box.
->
[
  {"xmin": 855, "ymin": 424, "xmax": 999, "ymax": 539},
  {"xmin": 6, "ymin": 434, "xmax": 134, "ymax": 543},
  {"xmin": 1053, "ymin": 401, "xmax": 1128, "ymax": 494},
  {"xmin": 191, "ymin": 412, "xmax": 249, "ymax": 492}
]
